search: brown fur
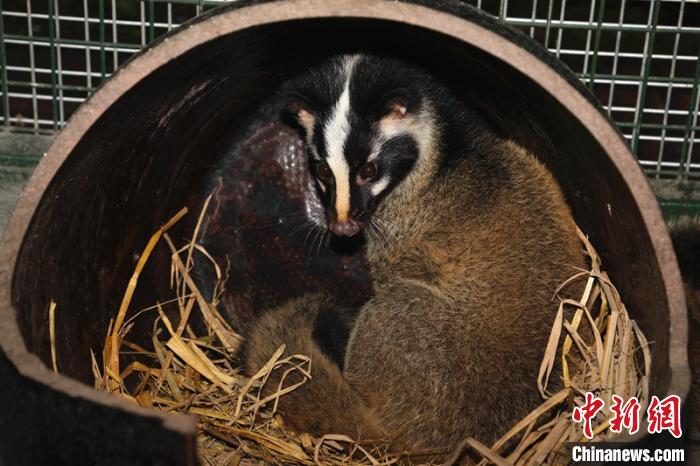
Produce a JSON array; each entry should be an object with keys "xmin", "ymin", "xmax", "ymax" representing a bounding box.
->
[
  {"xmin": 243, "ymin": 294, "xmax": 386, "ymax": 440},
  {"xmin": 243, "ymin": 138, "xmax": 585, "ymax": 459}
]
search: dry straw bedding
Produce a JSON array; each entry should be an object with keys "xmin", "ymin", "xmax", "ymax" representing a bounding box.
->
[{"xmin": 62, "ymin": 197, "xmax": 650, "ymax": 465}]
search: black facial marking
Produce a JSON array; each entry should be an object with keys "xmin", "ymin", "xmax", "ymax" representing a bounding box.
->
[
  {"xmin": 285, "ymin": 59, "xmax": 345, "ymax": 115},
  {"xmin": 350, "ymin": 58, "xmax": 422, "ymax": 119},
  {"xmin": 342, "ymin": 115, "xmax": 374, "ymax": 170},
  {"xmin": 380, "ymin": 134, "xmax": 419, "ymax": 176},
  {"xmin": 281, "ymin": 58, "xmax": 347, "ymax": 160}
]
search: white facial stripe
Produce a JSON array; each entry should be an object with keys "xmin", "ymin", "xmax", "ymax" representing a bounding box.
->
[
  {"xmin": 378, "ymin": 115, "xmax": 414, "ymax": 139},
  {"xmin": 367, "ymin": 143, "xmax": 381, "ymax": 162},
  {"xmin": 323, "ymin": 57, "xmax": 358, "ymax": 222},
  {"xmin": 371, "ymin": 175, "xmax": 391, "ymax": 196},
  {"xmin": 370, "ymin": 116, "xmax": 415, "ymax": 166}
]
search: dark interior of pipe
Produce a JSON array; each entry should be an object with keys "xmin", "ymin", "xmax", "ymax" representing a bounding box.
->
[{"xmin": 10, "ymin": 18, "xmax": 668, "ymax": 396}]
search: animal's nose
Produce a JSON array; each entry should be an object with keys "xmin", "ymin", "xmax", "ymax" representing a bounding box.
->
[{"xmin": 329, "ymin": 219, "xmax": 361, "ymax": 237}]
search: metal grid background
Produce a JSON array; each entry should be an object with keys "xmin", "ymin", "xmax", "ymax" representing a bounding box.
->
[{"xmin": 0, "ymin": 0, "xmax": 699, "ymax": 180}]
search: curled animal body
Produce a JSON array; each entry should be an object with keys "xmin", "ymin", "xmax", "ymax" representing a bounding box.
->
[{"xmin": 241, "ymin": 54, "xmax": 586, "ymax": 459}]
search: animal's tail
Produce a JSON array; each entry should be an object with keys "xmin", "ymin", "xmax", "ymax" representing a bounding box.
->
[{"xmin": 241, "ymin": 294, "xmax": 387, "ymax": 443}]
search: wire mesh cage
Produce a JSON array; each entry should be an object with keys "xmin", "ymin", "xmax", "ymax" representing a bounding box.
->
[{"xmin": 0, "ymin": 0, "xmax": 699, "ymax": 181}]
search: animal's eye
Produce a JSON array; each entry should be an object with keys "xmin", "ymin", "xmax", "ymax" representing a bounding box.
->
[
  {"xmin": 316, "ymin": 164, "xmax": 332, "ymax": 180},
  {"xmin": 358, "ymin": 162, "xmax": 378, "ymax": 181}
]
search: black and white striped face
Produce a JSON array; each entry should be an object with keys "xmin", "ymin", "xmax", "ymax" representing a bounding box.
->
[{"xmin": 286, "ymin": 55, "xmax": 434, "ymax": 237}]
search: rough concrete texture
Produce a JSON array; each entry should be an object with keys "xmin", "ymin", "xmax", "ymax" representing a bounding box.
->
[
  {"xmin": 0, "ymin": 132, "xmax": 51, "ymax": 234},
  {"xmin": 0, "ymin": 166, "xmax": 33, "ymax": 233}
]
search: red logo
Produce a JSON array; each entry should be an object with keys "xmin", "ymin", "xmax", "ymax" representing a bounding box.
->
[
  {"xmin": 572, "ymin": 393, "xmax": 683, "ymax": 439},
  {"xmin": 609, "ymin": 395, "xmax": 641, "ymax": 435},
  {"xmin": 572, "ymin": 392, "xmax": 605, "ymax": 439},
  {"xmin": 647, "ymin": 395, "xmax": 682, "ymax": 438}
]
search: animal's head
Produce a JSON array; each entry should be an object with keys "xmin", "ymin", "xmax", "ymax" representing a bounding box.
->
[{"xmin": 284, "ymin": 55, "xmax": 439, "ymax": 237}]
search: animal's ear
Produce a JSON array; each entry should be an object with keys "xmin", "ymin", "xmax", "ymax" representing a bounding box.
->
[
  {"xmin": 385, "ymin": 98, "xmax": 408, "ymax": 119},
  {"xmin": 295, "ymin": 106, "xmax": 316, "ymax": 132},
  {"xmin": 283, "ymin": 97, "xmax": 315, "ymax": 132},
  {"xmin": 379, "ymin": 88, "xmax": 410, "ymax": 120}
]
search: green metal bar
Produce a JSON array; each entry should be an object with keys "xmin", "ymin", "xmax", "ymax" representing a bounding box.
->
[
  {"xmin": 0, "ymin": 153, "xmax": 43, "ymax": 166},
  {"xmin": 658, "ymin": 199, "xmax": 700, "ymax": 221},
  {"xmin": 6, "ymin": 80, "xmax": 93, "ymax": 93},
  {"xmin": 149, "ymin": 0, "xmax": 156, "ymax": 43},
  {"xmin": 47, "ymin": 0, "xmax": 59, "ymax": 131},
  {"xmin": 679, "ymin": 50, "xmax": 700, "ymax": 176},
  {"xmin": 4, "ymin": 34, "xmax": 143, "ymax": 52},
  {"xmin": 655, "ymin": 0, "xmax": 686, "ymax": 178},
  {"xmin": 0, "ymin": 0, "xmax": 10, "ymax": 128},
  {"xmin": 616, "ymin": 122, "xmax": 700, "ymax": 132},
  {"xmin": 544, "ymin": 0, "xmax": 554, "ymax": 50},
  {"xmin": 99, "ymin": 0, "xmax": 106, "ymax": 81},
  {"xmin": 631, "ymin": 0, "xmax": 661, "ymax": 154},
  {"xmin": 502, "ymin": 19, "xmax": 700, "ymax": 35},
  {"xmin": 588, "ymin": 0, "xmax": 606, "ymax": 90},
  {"xmin": 499, "ymin": 0, "xmax": 506, "ymax": 20},
  {"xmin": 644, "ymin": 168, "xmax": 700, "ymax": 178},
  {"xmin": 0, "ymin": 126, "xmax": 55, "ymax": 136},
  {"xmin": 578, "ymin": 73, "xmax": 696, "ymax": 86},
  {"xmin": 150, "ymin": 0, "xmax": 226, "ymax": 4},
  {"xmin": 643, "ymin": 168, "xmax": 700, "ymax": 181}
]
